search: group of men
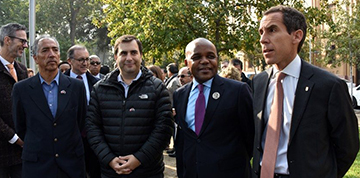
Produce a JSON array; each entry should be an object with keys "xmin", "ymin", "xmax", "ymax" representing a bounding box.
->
[{"xmin": 0, "ymin": 5, "xmax": 359, "ymax": 178}]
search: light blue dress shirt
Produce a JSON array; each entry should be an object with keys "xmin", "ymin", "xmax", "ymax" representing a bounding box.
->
[
  {"xmin": 118, "ymin": 70, "xmax": 142, "ymax": 98},
  {"xmin": 185, "ymin": 78, "xmax": 213, "ymax": 131},
  {"xmin": 39, "ymin": 72, "xmax": 60, "ymax": 118}
]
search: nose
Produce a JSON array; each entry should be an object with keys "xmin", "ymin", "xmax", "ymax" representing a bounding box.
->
[
  {"xmin": 23, "ymin": 43, "xmax": 29, "ymax": 48},
  {"xmin": 260, "ymin": 33, "xmax": 268, "ymax": 44}
]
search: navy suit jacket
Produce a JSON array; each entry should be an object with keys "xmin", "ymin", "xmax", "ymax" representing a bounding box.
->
[
  {"xmin": 12, "ymin": 72, "xmax": 87, "ymax": 178},
  {"xmin": 173, "ymin": 74, "xmax": 254, "ymax": 178},
  {"xmin": 252, "ymin": 60, "xmax": 359, "ymax": 178}
]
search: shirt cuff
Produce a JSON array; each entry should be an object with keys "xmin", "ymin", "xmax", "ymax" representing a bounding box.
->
[{"xmin": 9, "ymin": 134, "xmax": 19, "ymax": 144}]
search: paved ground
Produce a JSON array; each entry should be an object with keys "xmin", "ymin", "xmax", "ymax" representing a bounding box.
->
[{"xmin": 163, "ymin": 109, "xmax": 360, "ymax": 178}]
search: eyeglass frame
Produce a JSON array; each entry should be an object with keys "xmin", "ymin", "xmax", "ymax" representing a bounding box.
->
[
  {"xmin": 71, "ymin": 57, "xmax": 90, "ymax": 63},
  {"xmin": 8, "ymin": 36, "xmax": 28, "ymax": 46},
  {"xmin": 178, "ymin": 74, "xmax": 191, "ymax": 78},
  {"xmin": 90, "ymin": 61, "xmax": 101, "ymax": 65}
]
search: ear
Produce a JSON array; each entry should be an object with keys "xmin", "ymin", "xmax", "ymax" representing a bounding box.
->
[
  {"xmin": 33, "ymin": 55, "xmax": 39, "ymax": 64},
  {"xmin": 67, "ymin": 58, "xmax": 72, "ymax": 65},
  {"xmin": 4, "ymin": 36, "xmax": 11, "ymax": 46},
  {"xmin": 293, "ymin": 29, "xmax": 303, "ymax": 44}
]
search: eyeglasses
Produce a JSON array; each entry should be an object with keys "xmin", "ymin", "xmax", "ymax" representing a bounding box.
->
[
  {"xmin": 178, "ymin": 74, "xmax": 191, "ymax": 78},
  {"xmin": 72, "ymin": 57, "xmax": 89, "ymax": 63},
  {"xmin": 8, "ymin": 36, "xmax": 28, "ymax": 46},
  {"xmin": 90, "ymin": 61, "xmax": 101, "ymax": 65}
]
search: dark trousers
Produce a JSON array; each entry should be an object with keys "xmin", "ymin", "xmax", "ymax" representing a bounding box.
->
[
  {"xmin": 0, "ymin": 163, "xmax": 22, "ymax": 178},
  {"xmin": 83, "ymin": 138, "xmax": 101, "ymax": 178}
]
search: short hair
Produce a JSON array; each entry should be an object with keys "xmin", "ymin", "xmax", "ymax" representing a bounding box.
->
[
  {"xmin": 220, "ymin": 65, "xmax": 242, "ymax": 81},
  {"xmin": 264, "ymin": 5, "xmax": 307, "ymax": 53},
  {"xmin": 58, "ymin": 61, "xmax": 71, "ymax": 68},
  {"xmin": 230, "ymin": 58, "xmax": 243, "ymax": 70},
  {"xmin": 67, "ymin": 45, "xmax": 87, "ymax": 59},
  {"xmin": 89, "ymin": 54, "xmax": 101, "ymax": 61},
  {"xmin": 27, "ymin": 68, "xmax": 34, "ymax": 73},
  {"xmin": 31, "ymin": 34, "xmax": 60, "ymax": 56},
  {"xmin": 114, "ymin": 35, "xmax": 143, "ymax": 56},
  {"xmin": 166, "ymin": 63, "xmax": 178, "ymax": 74},
  {"xmin": 0, "ymin": 23, "xmax": 27, "ymax": 47},
  {"xmin": 100, "ymin": 65, "xmax": 110, "ymax": 75},
  {"xmin": 148, "ymin": 65, "xmax": 164, "ymax": 81}
]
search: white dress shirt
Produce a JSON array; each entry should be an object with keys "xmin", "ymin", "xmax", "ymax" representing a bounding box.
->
[
  {"xmin": 70, "ymin": 71, "xmax": 90, "ymax": 104},
  {"xmin": 261, "ymin": 55, "xmax": 301, "ymax": 174}
]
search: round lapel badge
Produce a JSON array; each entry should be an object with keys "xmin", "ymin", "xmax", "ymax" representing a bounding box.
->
[{"xmin": 212, "ymin": 92, "xmax": 220, "ymax": 100}]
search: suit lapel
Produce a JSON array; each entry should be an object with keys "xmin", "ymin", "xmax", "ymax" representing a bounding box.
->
[
  {"xmin": 0, "ymin": 60, "xmax": 16, "ymax": 82},
  {"xmin": 29, "ymin": 74, "xmax": 54, "ymax": 120},
  {"xmin": 178, "ymin": 83, "xmax": 192, "ymax": 133},
  {"xmin": 14, "ymin": 61, "xmax": 27, "ymax": 81},
  {"xmin": 289, "ymin": 60, "xmax": 314, "ymax": 144},
  {"xmin": 199, "ymin": 75, "xmax": 223, "ymax": 136},
  {"xmin": 55, "ymin": 73, "xmax": 71, "ymax": 120}
]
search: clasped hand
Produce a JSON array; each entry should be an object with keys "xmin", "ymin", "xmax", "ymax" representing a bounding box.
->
[{"xmin": 109, "ymin": 154, "xmax": 141, "ymax": 175}]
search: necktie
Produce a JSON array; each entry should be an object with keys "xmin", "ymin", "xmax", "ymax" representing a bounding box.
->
[
  {"xmin": 76, "ymin": 75, "xmax": 83, "ymax": 80},
  {"xmin": 261, "ymin": 72, "xmax": 286, "ymax": 178},
  {"xmin": 6, "ymin": 64, "xmax": 17, "ymax": 82},
  {"xmin": 195, "ymin": 84, "xmax": 205, "ymax": 135}
]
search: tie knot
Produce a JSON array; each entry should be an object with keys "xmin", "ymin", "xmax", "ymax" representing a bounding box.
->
[
  {"xmin": 198, "ymin": 84, "xmax": 204, "ymax": 93},
  {"xmin": 276, "ymin": 72, "xmax": 286, "ymax": 82},
  {"xmin": 76, "ymin": 75, "xmax": 83, "ymax": 80},
  {"xmin": 6, "ymin": 64, "xmax": 14, "ymax": 69}
]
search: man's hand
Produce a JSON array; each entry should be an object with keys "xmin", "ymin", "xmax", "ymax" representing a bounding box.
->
[
  {"xmin": 109, "ymin": 157, "xmax": 130, "ymax": 174},
  {"xmin": 15, "ymin": 138, "xmax": 24, "ymax": 147},
  {"xmin": 117, "ymin": 154, "xmax": 141, "ymax": 174}
]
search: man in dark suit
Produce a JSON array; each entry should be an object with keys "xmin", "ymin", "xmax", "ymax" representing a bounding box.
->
[
  {"xmin": 88, "ymin": 54, "xmax": 105, "ymax": 79},
  {"xmin": 173, "ymin": 38, "xmax": 254, "ymax": 178},
  {"xmin": 0, "ymin": 23, "xmax": 28, "ymax": 178},
  {"xmin": 64, "ymin": 45, "xmax": 100, "ymax": 178},
  {"xmin": 12, "ymin": 35, "xmax": 86, "ymax": 178},
  {"xmin": 252, "ymin": 5, "xmax": 359, "ymax": 178}
]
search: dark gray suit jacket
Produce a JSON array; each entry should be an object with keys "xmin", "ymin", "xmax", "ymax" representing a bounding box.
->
[
  {"xmin": 252, "ymin": 60, "xmax": 359, "ymax": 178},
  {"xmin": 173, "ymin": 74, "xmax": 254, "ymax": 178},
  {"xmin": 12, "ymin": 72, "xmax": 87, "ymax": 178},
  {"xmin": 0, "ymin": 60, "xmax": 27, "ymax": 167}
]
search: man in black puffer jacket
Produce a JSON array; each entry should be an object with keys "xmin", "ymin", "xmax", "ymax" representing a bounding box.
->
[{"xmin": 86, "ymin": 35, "xmax": 173, "ymax": 178}]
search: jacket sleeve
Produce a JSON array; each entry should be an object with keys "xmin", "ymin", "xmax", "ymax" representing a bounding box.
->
[
  {"xmin": 86, "ymin": 86, "xmax": 117, "ymax": 166},
  {"xmin": 328, "ymin": 79, "xmax": 359, "ymax": 177},
  {"xmin": 133, "ymin": 79, "xmax": 174, "ymax": 167},
  {"xmin": 12, "ymin": 83, "xmax": 26, "ymax": 140}
]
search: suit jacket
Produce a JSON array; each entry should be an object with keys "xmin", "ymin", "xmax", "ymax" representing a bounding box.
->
[
  {"xmin": 12, "ymin": 72, "xmax": 87, "ymax": 178},
  {"xmin": 252, "ymin": 60, "xmax": 359, "ymax": 178},
  {"xmin": 173, "ymin": 74, "xmax": 254, "ymax": 178},
  {"xmin": 64, "ymin": 70, "xmax": 99, "ymax": 95},
  {"xmin": 0, "ymin": 60, "xmax": 27, "ymax": 167}
]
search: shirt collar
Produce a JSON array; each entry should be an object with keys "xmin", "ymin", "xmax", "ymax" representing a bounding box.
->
[
  {"xmin": 118, "ymin": 70, "xmax": 142, "ymax": 83},
  {"xmin": 191, "ymin": 77, "xmax": 214, "ymax": 91},
  {"xmin": 0, "ymin": 55, "xmax": 14, "ymax": 68},
  {"xmin": 39, "ymin": 71, "xmax": 60, "ymax": 85},
  {"xmin": 272, "ymin": 54, "xmax": 301, "ymax": 79},
  {"xmin": 70, "ymin": 70, "xmax": 86, "ymax": 79}
]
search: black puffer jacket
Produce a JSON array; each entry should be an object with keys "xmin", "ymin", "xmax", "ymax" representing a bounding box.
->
[{"xmin": 86, "ymin": 67, "xmax": 173, "ymax": 178}]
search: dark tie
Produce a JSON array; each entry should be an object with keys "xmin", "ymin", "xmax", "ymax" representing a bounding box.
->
[
  {"xmin": 7, "ymin": 64, "xmax": 18, "ymax": 82},
  {"xmin": 261, "ymin": 72, "xmax": 286, "ymax": 178},
  {"xmin": 76, "ymin": 75, "xmax": 83, "ymax": 80},
  {"xmin": 195, "ymin": 84, "xmax": 205, "ymax": 135}
]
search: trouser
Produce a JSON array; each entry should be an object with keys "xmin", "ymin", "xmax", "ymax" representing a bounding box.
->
[{"xmin": 0, "ymin": 163, "xmax": 22, "ymax": 178}]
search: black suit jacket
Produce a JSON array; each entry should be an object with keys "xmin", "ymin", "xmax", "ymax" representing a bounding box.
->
[
  {"xmin": 0, "ymin": 60, "xmax": 27, "ymax": 167},
  {"xmin": 12, "ymin": 72, "xmax": 87, "ymax": 178},
  {"xmin": 173, "ymin": 75, "xmax": 254, "ymax": 178},
  {"xmin": 252, "ymin": 60, "xmax": 359, "ymax": 178},
  {"xmin": 63, "ymin": 70, "xmax": 99, "ymax": 97}
]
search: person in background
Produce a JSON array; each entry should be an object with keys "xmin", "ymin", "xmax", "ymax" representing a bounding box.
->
[
  {"xmin": 148, "ymin": 64, "xmax": 165, "ymax": 82},
  {"xmin": 86, "ymin": 35, "xmax": 173, "ymax": 178},
  {"xmin": 58, "ymin": 61, "xmax": 71, "ymax": 73},
  {"xmin": 177, "ymin": 67, "xmax": 193, "ymax": 86},
  {"xmin": 89, "ymin": 55, "xmax": 104, "ymax": 79},
  {"xmin": 100, "ymin": 65, "xmax": 110, "ymax": 75},
  {"xmin": 64, "ymin": 45, "xmax": 100, "ymax": 178},
  {"xmin": 0, "ymin": 22, "xmax": 28, "ymax": 178},
  {"xmin": 173, "ymin": 38, "xmax": 254, "ymax": 178},
  {"xmin": 220, "ymin": 60, "xmax": 229, "ymax": 71},
  {"xmin": 252, "ymin": 5, "xmax": 359, "ymax": 178},
  {"xmin": 230, "ymin": 58, "xmax": 251, "ymax": 86},
  {"xmin": 220, "ymin": 65, "xmax": 242, "ymax": 81},
  {"xmin": 27, "ymin": 68, "xmax": 34, "ymax": 78},
  {"xmin": 165, "ymin": 63, "xmax": 181, "ymax": 104},
  {"xmin": 12, "ymin": 34, "xmax": 86, "ymax": 178}
]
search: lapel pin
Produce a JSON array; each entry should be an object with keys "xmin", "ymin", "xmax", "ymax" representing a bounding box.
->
[
  {"xmin": 139, "ymin": 94, "xmax": 148, "ymax": 99},
  {"xmin": 305, "ymin": 86, "xmax": 309, "ymax": 92},
  {"xmin": 60, "ymin": 90, "xmax": 66, "ymax": 94},
  {"xmin": 212, "ymin": 92, "xmax": 220, "ymax": 100},
  {"xmin": 129, "ymin": 108, "xmax": 135, "ymax": 112}
]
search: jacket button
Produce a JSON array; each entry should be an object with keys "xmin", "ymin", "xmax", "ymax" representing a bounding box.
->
[
  {"xmin": 257, "ymin": 146, "xmax": 261, "ymax": 150},
  {"xmin": 55, "ymin": 154, "xmax": 59, "ymax": 158},
  {"xmin": 53, "ymin": 123, "xmax": 57, "ymax": 127},
  {"xmin": 290, "ymin": 160, "xmax": 294, "ymax": 164},
  {"xmin": 54, "ymin": 138, "xmax": 58, "ymax": 142}
]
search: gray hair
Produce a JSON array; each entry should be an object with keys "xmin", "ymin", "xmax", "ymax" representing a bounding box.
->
[
  {"xmin": 0, "ymin": 23, "xmax": 27, "ymax": 47},
  {"xmin": 31, "ymin": 34, "xmax": 60, "ymax": 56},
  {"xmin": 67, "ymin": 45, "xmax": 87, "ymax": 59},
  {"xmin": 89, "ymin": 54, "xmax": 101, "ymax": 61}
]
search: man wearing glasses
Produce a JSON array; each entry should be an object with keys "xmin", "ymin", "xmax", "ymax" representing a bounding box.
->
[
  {"xmin": 88, "ymin": 55, "xmax": 104, "ymax": 79},
  {"xmin": 0, "ymin": 23, "xmax": 28, "ymax": 178},
  {"xmin": 64, "ymin": 45, "xmax": 100, "ymax": 178}
]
